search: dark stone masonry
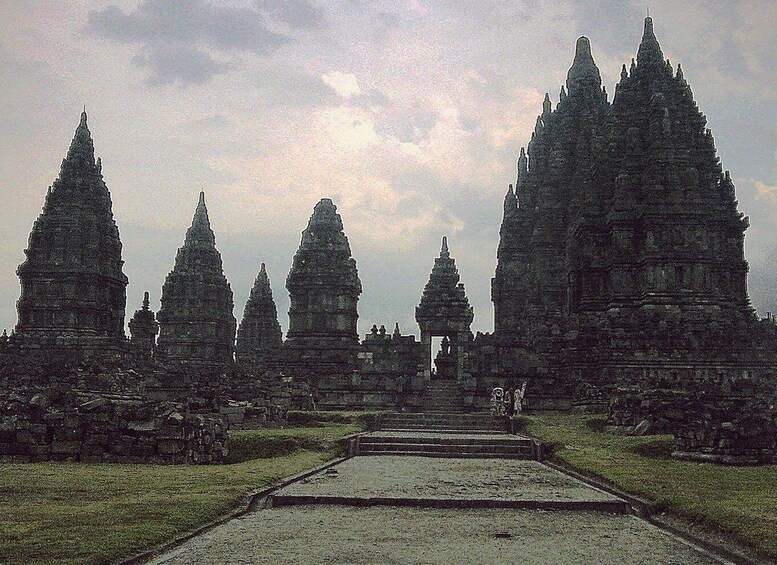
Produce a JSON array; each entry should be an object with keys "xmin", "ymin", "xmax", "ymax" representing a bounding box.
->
[
  {"xmin": 14, "ymin": 111, "xmax": 128, "ymax": 351},
  {"xmin": 282, "ymin": 198, "xmax": 362, "ymax": 381},
  {"xmin": 236, "ymin": 263, "xmax": 283, "ymax": 371},
  {"xmin": 2, "ymin": 17, "xmax": 776, "ymax": 465},
  {"xmin": 156, "ymin": 192, "xmax": 237, "ymax": 366},
  {"xmin": 128, "ymin": 291, "xmax": 158, "ymax": 358}
]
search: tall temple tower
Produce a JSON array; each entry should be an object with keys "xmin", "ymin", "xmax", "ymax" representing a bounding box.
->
[
  {"xmin": 601, "ymin": 16, "xmax": 750, "ymax": 319},
  {"xmin": 416, "ymin": 237, "xmax": 473, "ymax": 381},
  {"xmin": 15, "ymin": 111, "xmax": 128, "ymax": 347},
  {"xmin": 284, "ymin": 198, "xmax": 362, "ymax": 377},
  {"xmin": 492, "ymin": 36, "xmax": 609, "ymax": 341},
  {"xmin": 490, "ymin": 17, "xmax": 758, "ymax": 390},
  {"xmin": 156, "ymin": 192, "xmax": 236, "ymax": 364},
  {"xmin": 236, "ymin": 263, "xmax": 283, "ymax": 370}
]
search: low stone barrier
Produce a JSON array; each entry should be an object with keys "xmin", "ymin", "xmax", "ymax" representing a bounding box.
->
[
  {"xmin": 606, "ymin": 388, "xmax": 687, "ymax": 435},
  {"xmin": 0, "ymin": 391, "xmax": 227, "ymax": 464},
  {"xmin": 671, "ymin": 396, "xmax": 777, "ymax": 465}
]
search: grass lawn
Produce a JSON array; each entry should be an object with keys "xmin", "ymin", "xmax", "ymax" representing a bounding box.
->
[
  {"xmin": 526, "ymin": 413, "xmax": 777, "ymax": 559},
  {"xmin": 0, "ymin": 422, "xmax": 362, "ymax": 565}
]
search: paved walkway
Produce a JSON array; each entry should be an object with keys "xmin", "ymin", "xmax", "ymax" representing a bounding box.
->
[
  {"xmin": 272, "ymin": 456, "xmax": 620, "ymax": 507},
  {"xmin": 148, "ymin": 455, "xmax": 726, "ymax": 564}
]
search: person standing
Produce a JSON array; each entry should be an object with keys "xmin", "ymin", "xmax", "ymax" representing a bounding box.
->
[{"xmin": 505, "ymin": 384, "xmax": 515, "ymax": 433}]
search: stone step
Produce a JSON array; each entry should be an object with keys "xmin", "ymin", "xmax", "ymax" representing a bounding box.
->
[
  {"xmin": 357, "ymin": 445, "xmax": 536, "ymax": 459},
  {"xmin": 379, "ymin": 428, "xmax": 505, "ymax": 434},
  {"xmin": 381, "ymin": 411, "xmax": 504, "ymax": 425},
  {"xmin": 357, "ymin": 450, "xmax": 533, "ymax": 459},
  {"xmin": 360, "ymin": 436, "xmax": 532, "ymax": 447}
]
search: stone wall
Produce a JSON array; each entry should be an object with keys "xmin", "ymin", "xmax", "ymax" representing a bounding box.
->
[
  {"xmin": 0, "ymin": 389, "xmax": 227, "ymax": 464},
  {"xmin": 670, "ymin": 393, "xmax": 777, "ymax": 465},
  {"xmin": 606, "ymin": 388, "xmax": 687, "ymax": 435}
]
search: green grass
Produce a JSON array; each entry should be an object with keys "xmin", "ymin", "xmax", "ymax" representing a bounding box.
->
[
  {"xmin": 0, "ymin": 422, "xmax": 362, "ymax": 565},
  {"xmin": 286, "ymin": 410, "xmax": 385, "ymax": 429},
  {"xmin": 526, "ymin": 413, "xmax": 777, "ymax": 558},
  {"xmin": 227, "ymin": 423, "xmax": 362, "ymax": 462}
]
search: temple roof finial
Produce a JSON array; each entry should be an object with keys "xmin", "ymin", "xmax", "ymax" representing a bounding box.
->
[
  {"xmin": 184, "ymin": 190, "xmax": 215, "ymax": 246},
  {"xmin": 566, "ymin": 36, "xmax": 601, "ymax": 96},
  {"xmin": 637, "ymin": 16, "xmax": 664, "ymax": 67},
  {"xmin": 441, "ymin": 236, "xmax": 449, "ymax": 258}
]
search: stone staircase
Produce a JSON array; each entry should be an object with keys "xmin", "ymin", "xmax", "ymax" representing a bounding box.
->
[
  {"xmin": 422, "ymin": 380, "xmax": 463, "ymax": 412},
  {"xmin": 355, "ymin": 432, "xmax": 541, "ymax": 459},
  {"xmin": 377, "ymin": 412, "xmax": 506, "ymax": 433},
  {"xmin": 351, "ymin": 379, "xmax": 546, "ymax": 460}
]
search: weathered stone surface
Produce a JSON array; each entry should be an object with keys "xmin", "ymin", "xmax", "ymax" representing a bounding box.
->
[
  {"xmin": 416, "ymin": 237, "xmax": 473, "ymax": 382},
  {"xmin": 129, "ymin": 291, "xmax": 158, "ymax": 357},
  {"xmin": 487, "ymin": 17, "xmax": 773, "ymax": 405},
  {"xmin": 283, "ymin": 198, "xmax": 362, "ymax": 381},
  {"xmin": 157, "ymin": 192, "xmax": 236, "ymax": 365},
  {"xmin": 236, "ymin": 263, "xmax": 282, "ymax": 370},
  {"xmin": 0, "ymin": 390, "xmax": 228, "ymax": 464},
  {"xmin": 14, "ymin": 111, "xmax": 128, "ymax": 349}
]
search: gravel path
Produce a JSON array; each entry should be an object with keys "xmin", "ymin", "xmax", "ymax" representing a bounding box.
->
[
  {"xmin": 147, "ymin": 455, "xmax": 725, "ymax": 564},
  {"xmin": 275, "ymin": 456, "xmax": 617, "ymax": 503},
  {"xmin": 150, "ymin": 506, "xmax": 721, "ymax": 564}
]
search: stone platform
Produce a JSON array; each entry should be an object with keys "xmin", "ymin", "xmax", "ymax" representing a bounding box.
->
[
  {"xmin": 354, "ymin": 431, "xmax": 542, "ymax": 459},
  {"xmin": 269, "ymin": 455, "xmax": 628, "ymax": 512}
]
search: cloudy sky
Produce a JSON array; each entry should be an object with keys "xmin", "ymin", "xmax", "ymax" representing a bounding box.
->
[{"xmin": 1, "ymin": 1, "xmax": 776, "ymax": 337}]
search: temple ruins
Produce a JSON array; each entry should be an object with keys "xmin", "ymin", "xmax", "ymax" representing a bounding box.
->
[{"xmin": 2, "ymin": 17, "xmax": 776, "ymax": 465}]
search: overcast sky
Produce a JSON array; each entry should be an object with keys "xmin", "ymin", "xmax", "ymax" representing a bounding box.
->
[{"xmin": 1, "ymin": 1, "xmax": 776, "ymax": 338}]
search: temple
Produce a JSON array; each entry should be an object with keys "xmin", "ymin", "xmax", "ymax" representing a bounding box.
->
[
  {"xmin": 156, "ymin": 192, "xmax": 236, "ymax": 365},
  {"xmin": 282, "ymin": 198, "xmax": 362, "ymax": 381},
  {"xmin": 488, "ymin": 18, "xmax": 765, "ymax": 401},
  {"xmin": 128, "ymin": 291, "xmax": 158, "ymax": 357},
  {"xmin": 4, "ymin": 18, "xmax": 777, "ymax": 466},
  {"xmin": 14, "ymin": 111, "xmax": 128, "ymax": 349},
  {"xmin": 416, "ymin": 237, "xmax": 473, "ymax": 381},
  {"xmin": 236, "ymin": 263, "xmax": 283, "ymax": 370}
]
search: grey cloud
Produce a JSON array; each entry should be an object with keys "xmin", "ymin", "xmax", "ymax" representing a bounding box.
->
[
  {"xmin": 376, "ymin": 111, "xmax": 437, "ymax": 144},
  {"xmin": 258, "ymin": 0, "xmax": 326, "ymax": 29},
  {"xmin": 88, "ymin": 0, "xmax": 287, "ymax": 85},
  {"xmin": 133, "ymin": 43, "xmax": 230, "ymax": 86}
]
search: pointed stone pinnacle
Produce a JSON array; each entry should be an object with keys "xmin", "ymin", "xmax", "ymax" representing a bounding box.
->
[
  {"xmin": 543, "ymin": 93, "xmax": 552, "ymax": 114},
  {"xmin": 637, "ymin": 16, "xmax": 664, "ymax": 67},
  {"xmin": 566, "ymin": 36, "xmax": 601, "ymax": 96},
  {"xmin": 504, "ymin": 184, "xmax": 518, "ymax": 217},
  {"xmin": 517, "ymin": 147, "xmax": 528, "ymax": 180},
  {"xmin": 441, "ymin": 236, "xmax": 449, "ymax": 258},
  {"xmin": 185, "ymin": 191, "xmax": 215, "ymax": 247},
  {"xmin": 142, "ymin": 291, "xmax": 150, "ymax": 311}
]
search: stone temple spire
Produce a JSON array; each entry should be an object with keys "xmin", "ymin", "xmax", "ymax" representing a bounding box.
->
[
  {"xmin": 416, "ymin": 236, "xmax": 473, "ymax": 381},
  {"xmin": 156, "ymin": 192, "xmax": 236, "ymax": 365},
  {"xmin": 236, "ymin": 263, "xmax": 283, "ymax": 370},
  {"xmin": 284, "ymin": 198, "xmax": 362, "ymax": 379},
  {"xmin": 636, "ymin": 16, "xmax": 664, "ymax": 68},
  {"xmin": 16, "ymin": 111, "xmax": 128, "ymax": 346},
  {"xmin": 417, "ymin": 236, "xmax": 473, "ymax": 328},
  {"xmin": 566, "ymin": 36, "xmax": 601, "ymax": 96},
  {"xmin": 128, "ymin": 291, "xmax": 158, "ymax": 357},
  {"xmin": 440, "ymin": 235, "xmax": 450, "ymax": 258}
]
